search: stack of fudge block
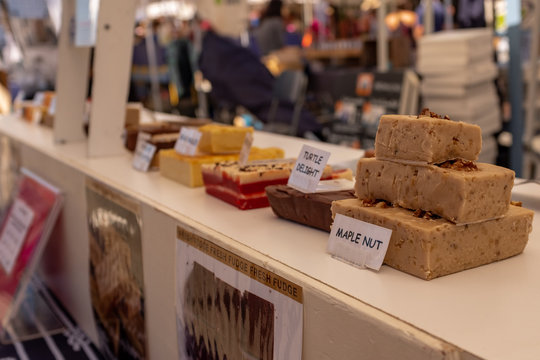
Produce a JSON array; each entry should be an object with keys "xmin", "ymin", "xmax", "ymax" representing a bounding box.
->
[
  {"xmin": 159, "ymin": 124, "xmax": 284, "ymax": 187},
  {"xmin": 331, "ymin": 110, "xmax": 534, "ymax": 280}
]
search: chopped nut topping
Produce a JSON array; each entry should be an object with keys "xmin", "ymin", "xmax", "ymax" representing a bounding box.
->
[
  {"xmin": 418, "ymin": 107, "xmax": 451, "ymax": 120},
  {"xmin": 361, "ymin": 199, "xmax": 390, "ymax": 208},
  {"xmin": 438, "ymin": 159, "xmax": 478, "ymax": 171},
  {"xmin": 412, "ymin": 209, "xmax": 440, "ymax": 220},
  {"xmin": 511, "ymin": 201, "xmax": 523, "ymax": 207},
  {"xmin": 375, "ymin": 201, "xmax": 390, "ymax": 208},
  {"xmin": 361, "ymin": 199, "xmax": 376, "ymax": 206}
]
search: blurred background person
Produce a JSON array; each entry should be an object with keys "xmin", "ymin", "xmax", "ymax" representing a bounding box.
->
[{"xmin": 253, "ymin": 0, "xmax": 285, "ymax": 57}]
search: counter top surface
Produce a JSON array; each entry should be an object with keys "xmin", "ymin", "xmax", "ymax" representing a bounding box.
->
[{"xmin": 1, "ymin": 116, "xmax": 539, "ymax": 360}]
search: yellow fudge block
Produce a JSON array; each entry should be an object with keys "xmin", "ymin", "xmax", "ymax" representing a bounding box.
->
[
  {"xmin": 355, "ymin": 158, "xmax": 514, "ymax": 225},
  {"xmin": 331, "ymin": 199, "xmax": 534, "ymax": 280},
  {"xmin": 198, "ymin": 124, "xmax": 254, "ymax": 154},
  {"xmin": 375, "ymin": 114, "xmax": 482, "ymax": 164},
  {"xmin": 159, "ymin": 147, "xmax": 284, "ymax": 187}
]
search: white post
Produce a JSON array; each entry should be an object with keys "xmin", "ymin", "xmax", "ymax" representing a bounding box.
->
[
  {"xmin": 87, "ymin": 0, "xmax": 138, "ymax": 157},
  {"xmin": 424, "ymin": 0, "xmax": 434, "ymax": 35},
  {"xmin": 53, "ymin": 0, "xmax": 91, "ymax": 143},
  {"xmin": 303, "ymin": 1, "xmax": 313, "ymax": 38},
  {"xmin": 524, "ymin": 2, "xmax": 540, "ymax": 177},
  {"xmin": 443, "ymin": 0, "xmax": 453, "ymax": 30},
  {"xmin": 377, "ymin": 0, "xmax": 389, "ymax": 72},
  {"xmin": 141, "ymin": 0, "xmax": 163, "ymax": 112}
]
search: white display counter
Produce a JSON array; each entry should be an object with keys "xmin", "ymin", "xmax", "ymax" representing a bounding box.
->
[{"xmin": 0, "ymin": 115, "xmax": 538, "ymax": 360}]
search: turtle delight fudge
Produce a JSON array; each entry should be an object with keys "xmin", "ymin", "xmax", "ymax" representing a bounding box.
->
[{"xmin": 202, "ymin": 160, "xmax": 335, "ymax": 210}]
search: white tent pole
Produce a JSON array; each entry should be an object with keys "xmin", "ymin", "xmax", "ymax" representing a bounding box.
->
[
  {"xmin": 424, "ymin": 0, "xmax": 434, "ymax": 34},
  {"xmin": 377, "ymin": 0, "xmax": 389, "ymax": 72}
]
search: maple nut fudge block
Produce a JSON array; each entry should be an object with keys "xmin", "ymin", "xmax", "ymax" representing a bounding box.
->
[
  {"xmin": 375, "ymin": 111, "xmax": 482, "ymax": 164},
  {"xmin": 355, "ymin": 157, "xmax": 514, "ymax": 225},
  {"xmin": 331, "ymin": 199, "xmax": 534, "ymax": 280}
]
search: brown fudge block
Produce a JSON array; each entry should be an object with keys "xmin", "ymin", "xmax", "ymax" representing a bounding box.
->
[
  {"xmin": 266, "ymin": 184, "xmax": 355, "ymax": 231},
  {"xmin": 331, "ymin": 199, "xmax": 534, "ymax": 280},
  {"xmin": 124, "ymin": 122, "xmax": 182, "ymax": 151},
  {"xmin": 355, "ymin": 158, "xmax": 514, "ymax": 224},
  {"xmin": 375, "ymin": 114, "xmax": 482, "ymax": 163}
]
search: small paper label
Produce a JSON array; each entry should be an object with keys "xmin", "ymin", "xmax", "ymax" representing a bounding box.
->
[
  {"xmin": 327, "ymin": 213, "xmax": 392, "ymax": 271},
  {"xmin": 238, "ymin": 132, "xmax": 254, "ymax": 166},
  {"xmin": 287, "ymin": 144, "xmax": 330, "ymax": 193},
  {"xmin": 174, "ymin": 127, "xmax": 201, "ymax": 156},
  {"xmin": 48, "ymin": 96, "xmax": 57, "ymax": 115},
  {"xmin": 33, "ymin": 92, "xmax": 45, "ymax": 106},
  {"xmin": 132, "ymin": 136, "xmax": 157, "ymax": 172},
  {"xmin": 0, "ymin": 199, "xmax": 35, "ymax": 274},
  {"xmin": 14, "ymin": 90, "xmax": 25, "ymax": 105},
  {"xmin": 315, "ymin": 178, "xmax": 354, "ymax": 193}
]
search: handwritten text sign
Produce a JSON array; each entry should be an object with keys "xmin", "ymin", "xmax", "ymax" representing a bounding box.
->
[
  {"xmin": 327, "ymin": 213, "xmax": 391, "ymax": 271},
  {"xmin": 288, "ymin": 144, "xmax": 330, "ymax": 193}
]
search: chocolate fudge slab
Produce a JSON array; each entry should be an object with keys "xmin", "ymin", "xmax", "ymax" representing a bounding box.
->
[{"xmin": 266, "ymin": 185, "xmax": 355, "ymax": 231}]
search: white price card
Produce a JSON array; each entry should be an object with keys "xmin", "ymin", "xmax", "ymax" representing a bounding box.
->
[
  {"xmin": 14, "ymin": 90, "xmax": 25, "ymax": 104},
  {"xmin": 287, "ymin": 144, "xmax": 330, "ymax": 193},
  {"xmin": 315, "ymin": 178, "xmax": 354, "ymax": 193},
  {"xmin": 75, "ymin": 0, "xmax": 99, "ymax": 47},
  {"xmin": 238, "ymin": 132, "xmax": 254, "ymax": 166},
  {"xmin": 48, "ymin": 96, "xmax": 57, "ymax": 115},
  {"xmin": 0, "ymin": 199, "xmax": 35, "ymax": 275},
  {"xmin": 132, "ymin": 138, "xmax": 157, "ymax": 172},
  {"xmin": 327, "ymin": 213, "xmax": 392, "ymax": 271},
  {"xmin": 174, "ymin": 127, "xmax": 202, "ymax": 156},
  {"xmin": 33, "ymin": 92, "xmax": 45, "ymax": 106}
]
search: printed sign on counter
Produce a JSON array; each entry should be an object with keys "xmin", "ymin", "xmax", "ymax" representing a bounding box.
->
[
  {"xmin": 174, "ymin": 127, "xmax": 201, "ymax": 156},
  {"xmin": 327, "ymin": 213, "xmax": 392, "ymax": 271},
  {"xmin": 85, "ymin": 179, "xmax": 146, "ymax": 360},
  {"xmin": 176, "ymin": 226, "xmax": 303, "ymax": 360},
  {"xmin": 0, "ymin": 199, "xmax": 35, "ymax": 275},
  {"xmin": 0, "ymin": 168, "xmax": 63, "ymax": 331},
  {"xmin": 288, "ymin": 144, "xmax": 330, "ymax": 193}
]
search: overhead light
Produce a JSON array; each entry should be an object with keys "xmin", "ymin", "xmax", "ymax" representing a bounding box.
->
[
  {"xmin": 399, "ymin": 10, "xmax": 417, "ymax": 27},
  {"xmin": 385, "ymin": 12, "xmax": 400, "ymax": 31},
  {"xmin": 361, "ymin": 0, "xmax": 381, "ymax": 12},
  {"xmin": 385, "ymin": 10, "xmax": 417, "ymax": 31},
  {"xmin": 146, "ymin": 1, "xmax": 195, "ymax": 20}
]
